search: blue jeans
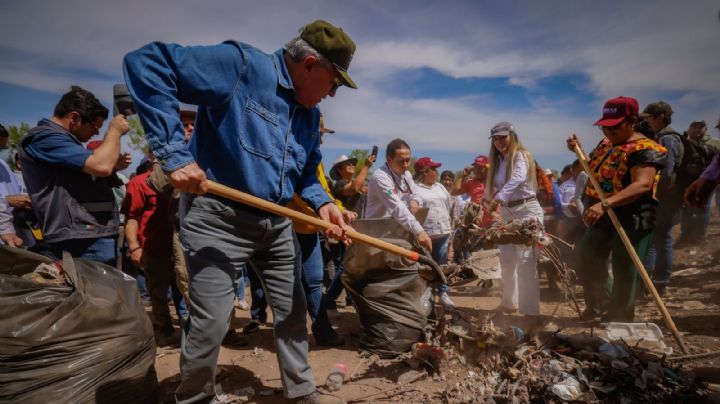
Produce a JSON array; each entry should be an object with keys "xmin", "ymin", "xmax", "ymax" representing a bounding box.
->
[
  {"xmin": 645, "ymin": 199, "xmax": 681, "ymax": 286},
  {"xmin": 47, "ymin": 236, "xmax": 118, "ymax": 266},
  {"xmin": 171, "ymin": 280, "xmax": 188, "ymax": 319},
  {"xmin": 296, "ymin": 233, "xmax": 323, "ymax": 323},
  {"xmin": 295, "ymin": 232, "xmax": 335, "ymax": 338},
  {"xmin": 247, "ymin": 263, "xmax": 267, "ymax": 323},
  {"xmin": 136, "ymin": 273, "xmax": 150, "ymax": 300},
  {"xmin": 325, "ymin": 243, "xmax": 346, "ymax": 303},
  {"xmin": 432, "ymin": 234, "xmax": 450, "ymax": 293},
  {"xmin": 235, "ymin": 265, "xmax": 248, "ymax": 301}
]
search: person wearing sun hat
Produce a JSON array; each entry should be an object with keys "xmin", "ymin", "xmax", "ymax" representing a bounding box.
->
[
  {"xmin": 567, "ymin": 96, "xmax": 667, "ymax": 322},
  {"xmin": 124, "ymin": 18, "xmax": 358, "ymax": 403}
]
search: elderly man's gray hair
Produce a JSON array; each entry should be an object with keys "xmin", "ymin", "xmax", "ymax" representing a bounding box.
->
[{"xmin": 284, "ymin": 37, "xmax": 329, "ymax": 64}]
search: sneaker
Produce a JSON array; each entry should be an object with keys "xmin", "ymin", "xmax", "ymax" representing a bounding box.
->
[
  {"xmin": 439, "ymin": 292, "xmax": 456, "ymax": 308},
  {"xmin": 234, "ymin": 299, "xmax": 249, "ymax": 310},
  {"xmin": 242, "ymin": 320, "xmax": 261, "ymax": 335},
  {"xmin": 499, "ymin": 306, "xmax": 519, "ymax": 315},
  {"xmin": 222, "ymin": 329, "xmax": 249, "ymax": 347},
  {"xmin": 293, "ymin": 391, "xmax": 344, "ymax": 404}
]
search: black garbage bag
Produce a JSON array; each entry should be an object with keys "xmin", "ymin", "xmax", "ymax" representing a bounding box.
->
[
  {"xmin": 0, "ymin": 246, "xmax": 158, "ymax": 403},
  {"xmin": 342, "ymin": 218, "xmax": 432, "ymax": 358}
]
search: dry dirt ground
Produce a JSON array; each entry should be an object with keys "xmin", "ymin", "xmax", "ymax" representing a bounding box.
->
[{"xmin": 154, "ymin": 213, "xmax": 720, "ymax": 403}]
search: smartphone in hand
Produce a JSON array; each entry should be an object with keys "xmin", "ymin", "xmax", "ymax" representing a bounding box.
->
[{"xmin": 370, "ymin": 145, "xmax": 379, "ymax": 157}]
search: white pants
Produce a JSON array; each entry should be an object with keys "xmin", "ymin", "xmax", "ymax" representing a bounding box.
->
[{"xmin": 498, "ymin": 199, "xmax": 544, "ymax": 315}]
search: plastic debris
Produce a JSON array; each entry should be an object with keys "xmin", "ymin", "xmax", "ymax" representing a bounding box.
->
[
  {"xmin": 325, "ymin": 363, "xmax": 347, "ymax": 392},
  {"xmin": 550, "ymin": 376, "xmax": 582, "ymax": 400}
]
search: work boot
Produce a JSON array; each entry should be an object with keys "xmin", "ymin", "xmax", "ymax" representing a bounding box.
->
[
  {"xmin": 293, "ymin": 391, "xmax": 345, "ymax": 404},
  {"xmin": 242, "ymin": 320, "xmax": 261, "ymax": 335},
  {"xmin": 313, "ymin": 323, "xmax": 345, "ymax": 347},
  {"xmin": 222, "ymin": 329, "xmax": 249, "ymax": 347},
  {"xmin": 439, "ymin": 292, "xmax": 456, "ymax": 308}
]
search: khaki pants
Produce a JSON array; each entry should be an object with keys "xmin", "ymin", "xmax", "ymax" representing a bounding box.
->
[
  {"xmin": 172, "ymin": 230, "xmax": 190, "ymax": 305},
  {"xmin": 143, "ymin": 252, "xmax": 175, "ymax": 334}
]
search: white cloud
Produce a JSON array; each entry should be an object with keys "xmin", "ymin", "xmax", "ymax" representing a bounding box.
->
[{"xmin": 1, "ymin": 0, "xmax": 718, "ymax": 170}]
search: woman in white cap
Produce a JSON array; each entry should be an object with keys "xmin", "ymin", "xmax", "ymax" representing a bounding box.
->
[
  {"xmin": 412, "ymin": 156, "xmax": 455, "ymax": 307},
  {"xmin": 486, "ymin": 122, "xmax": 543, "ymax": 316}
]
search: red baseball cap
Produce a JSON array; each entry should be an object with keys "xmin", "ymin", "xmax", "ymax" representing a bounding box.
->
[
  {"xmin": 414, "ymin": 156, "xmax": 442, "ymax": 172},
  {"xmin": 594, "ymin": 96, "xmax": 639, "ymax": 127},
  {"xmin": 473, "ymin": 155, "xmax": 489, "ymax": 167},
  {"xmin": 86, "ymin": 140, "xmax": 103, "ymax": 151}
]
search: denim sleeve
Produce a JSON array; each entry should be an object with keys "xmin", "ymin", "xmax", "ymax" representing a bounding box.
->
[
  {"xmin": 123, "ymin": 42, "xmax": 244, "ymax": 172},
  {"xmin": 296, "ymin": 143, "xmax": 332, "ymax": 212},
  {"xmin": 658, "ymin": 135, "xmax": 681, "ymax": 178}
]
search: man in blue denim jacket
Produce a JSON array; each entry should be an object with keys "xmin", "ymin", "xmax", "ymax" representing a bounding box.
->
[{"xmin": 124, "ymin": 20, "xmax": 356, "ymax": 404}]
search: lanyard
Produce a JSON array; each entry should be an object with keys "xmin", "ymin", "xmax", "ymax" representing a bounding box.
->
[{"xmin": 386, "ymin": 163, "xmax": 412, "ymax": 195}]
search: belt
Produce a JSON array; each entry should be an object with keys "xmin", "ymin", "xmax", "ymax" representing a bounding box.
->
[{"xmin": 506, "ymin": 196, "xmax": 537, "ymax": 208}]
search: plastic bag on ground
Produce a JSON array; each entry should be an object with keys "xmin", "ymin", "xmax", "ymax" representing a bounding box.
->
[
  {"xmin": 0, "ymin": 246, "xmax": 157, "ymax": 403},
  {"xmin": 342, "ymin": 218, "xmax": 432, "ymax": 358}
]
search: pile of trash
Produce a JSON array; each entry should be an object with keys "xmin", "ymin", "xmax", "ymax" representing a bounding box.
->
[
  {"xmin": 469, "ymin": 217, "xmax": 551, "ymax": 248},
  {"xmin": 455, "ymin": 202, "xmax": 551, "ymax": 250},
  {"xmin": 409, "ymin": 313, "xmax": 716, "ymax": 402}
]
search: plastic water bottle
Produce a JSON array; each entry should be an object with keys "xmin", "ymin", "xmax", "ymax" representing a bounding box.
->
[{"xmin": 324, "ymin": 363, "xmax": 348, "ymax": 392}]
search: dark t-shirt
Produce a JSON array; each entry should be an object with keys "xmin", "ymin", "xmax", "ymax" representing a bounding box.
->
[{"xmin": 332, "ymin": 179, "xmax": 365, "ymax": 215}]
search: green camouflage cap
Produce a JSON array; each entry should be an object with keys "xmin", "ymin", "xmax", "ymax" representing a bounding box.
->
[
  {"xmin": 300, "ymin": 20, "xmax": 357, "ymax": 89},
  {"xmin": 640, "ymin": 101, "xmax": 673, "ymax": 118}
]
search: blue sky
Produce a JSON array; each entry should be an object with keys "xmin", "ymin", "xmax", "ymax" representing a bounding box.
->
[{"xmin": 1, "ymin": 0, "xmax": 719, "ymax": 175}]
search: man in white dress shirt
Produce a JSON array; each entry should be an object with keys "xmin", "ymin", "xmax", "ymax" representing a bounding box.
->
[{"xmin": 365, "ymin": 138, "xmax": 432, "ymax": 252}]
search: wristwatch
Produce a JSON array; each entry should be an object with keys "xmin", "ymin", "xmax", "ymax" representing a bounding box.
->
[{"xmin": 601, "ymin": 200, "xmax": 611, "ymax": 210}]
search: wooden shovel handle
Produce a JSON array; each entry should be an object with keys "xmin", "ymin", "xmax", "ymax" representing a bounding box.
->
[{"xmin": 206, "ymin": 181, "xmax": 447, "ymax": 284}]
